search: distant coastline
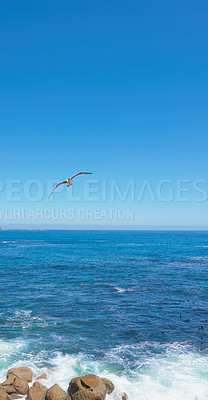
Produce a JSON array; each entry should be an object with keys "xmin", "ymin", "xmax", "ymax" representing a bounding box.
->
[{"xmin": 1, "ymin": 224, "xmax": 208, "ymax": 231}]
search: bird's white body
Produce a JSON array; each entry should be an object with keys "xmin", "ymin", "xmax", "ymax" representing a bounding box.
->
[{"xmin": 66, "ymin": 178, "xmax": 72, "ymax": 187}]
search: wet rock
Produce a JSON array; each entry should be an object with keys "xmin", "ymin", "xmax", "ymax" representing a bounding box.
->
[
  {"xmin": 69, "ymin": 374, "xmax": 114, "ymax": 400},
  {"xmin": 46, "ymin": 384, "xmax": 70, "ymax": 400},
  {"xmin": 113, "ymin": 394, "xmax": 127, "ymax": 400},
  {"xmin": 101, "ymin": 378, "xmax": 114, "ymax": 394},
  {"xmin": 0, "ymin": 386, "xmax": 13, "ymax": 400},
  {"xmin": 7, "ymin": 368, "xmax": 33, "ymax": 383},
  {"xmin": 36, "ymin": 374, "xmax": 47, "ymax": 381},
  {"xmin": 28, "ymin": 382, "xmax": 48, "ymax": 400},
  {"xmin": 1, "ymin": 375, "xmax": 28, "ymax": 395}
]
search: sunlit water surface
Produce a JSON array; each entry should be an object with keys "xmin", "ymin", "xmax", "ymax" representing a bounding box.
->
[{"xmin": 0, "ymin": 230, "xmax": 208, "ymax": 399}]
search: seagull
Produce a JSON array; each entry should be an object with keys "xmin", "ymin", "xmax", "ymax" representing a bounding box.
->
[{"xmin": 48, "ymin": 172, "xmax": 92, "ymax": 199}]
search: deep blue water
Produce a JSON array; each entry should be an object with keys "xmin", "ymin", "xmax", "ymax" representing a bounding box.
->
[{"xmin": 0, "ymin": 230, "xmax": 208, "ymax": 399}]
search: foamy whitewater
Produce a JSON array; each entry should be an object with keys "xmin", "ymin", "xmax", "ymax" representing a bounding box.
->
[{"xmin": 0, "ymin": 230, "xmax": 208, "ymax": 399}]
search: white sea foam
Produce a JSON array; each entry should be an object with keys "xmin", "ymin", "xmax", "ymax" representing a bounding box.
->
[
  {"xmin": 35, "ymin": 347, "xmax": 208, "ymax": 400},
  {"xmin": 114, "ymin": 287, "xmax": 126, "ymax": 293},
  {"xmin": 189, "ymin": 256, "xmax": 208, "ymax": 262},
  {"xmin": 5, "ymin": 310, "xmax": 48, "ymax": 330},
  {"xmin": 0, "ymin": 339, "xmax": 28, "ymax": 381},
  {"xmin": 0, "ymin": 241, "xmax": 16, "ymax": 244},
  {"xmin": 0, "ymin": 339, "xmax": 27, "ymax": 357},
  {"xmin": 1, "ymin": 340, "xmax": 208, "ymax": 399},
  {"xmin": 103, "ymin": 284, "xmax": 139, "ymax": 294}
]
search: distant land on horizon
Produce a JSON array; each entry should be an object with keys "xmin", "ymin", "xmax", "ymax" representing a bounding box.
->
[{"xmin": 1, "ymin": 224, "xmax": 208, "ymax": 232}]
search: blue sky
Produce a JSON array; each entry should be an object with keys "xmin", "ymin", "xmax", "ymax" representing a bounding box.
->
[{"xmin": 0, "ymin": 0, "xmax": 208, "ymax": 228}]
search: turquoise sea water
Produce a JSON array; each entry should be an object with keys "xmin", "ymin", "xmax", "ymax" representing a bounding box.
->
[{"xmin": 0, "ymin": 230, "xmax": 208, "ymax": 399}]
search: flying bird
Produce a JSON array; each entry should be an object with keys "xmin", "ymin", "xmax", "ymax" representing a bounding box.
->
[{"xmin": 48, "ymin": 172, "xmax": 92, "ymax": 199}]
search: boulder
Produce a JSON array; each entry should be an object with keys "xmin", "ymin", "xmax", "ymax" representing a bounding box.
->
[
  {"xmin": 7, "ymin": 368, "xmax": 33, "ymax": 383},
  {"xmin": 1, "ymin": 375, "xmax": 14, "ymax": 394},
  {"xmin": 1, "ymin": 375, "xmax": 28, "ymax": 395},
  {"xmin": 68, "ymin": 374, "xmax": 114, "ymax": 400},
  {"xmin": 11, "ymin": 377, "xmax": 28, "ymax": 396},
  {"xmin": 9, "ymin": 395, "xmax": 22, "ymax": 399},
  {"xmin": 28, "ymin": 382, "xmax": 48, "ymax": 400},
  {"xmin": 101, "ymin": 378, "xmax": 114, "ymax": 395},
  {"xmin": 46, "ymin": 384, "xmax": 70, "ymax": 400},
  {"xmin": 117, "ymin": 394, "xmax": 127, "ymax": 400},
  {"xmin": 0, "ymin": 386, "xmax": 13, "ymax": 400},
  {"xmin": 112, "ymin": 394, "xmax": 127, "ymax": 400},
  {"xmin": 36, "ymin": 374, "xmax": 47, "ymax": 381}
]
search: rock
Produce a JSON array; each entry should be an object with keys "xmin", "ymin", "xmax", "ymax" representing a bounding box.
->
[
  {"xmin": 46, "ymin": 384, "xmax": 70, "ymax": 400},
  {"xmin": 69, "ymin": 374, "xmax": 114, "ymax": 400},
  {"xmin": 1, "ymin": 375, "xmax": 15, "ymax": 394},
  {"xmin": 28, "ymin": 382, "xmax": 48, "ymax": 400},
  {"xmin": 36, "ymin": 374, "xmax": 47, "ymax": 381},
  {"xmin": 9, "ymin": 395, "xmax": 23, "ymax": 399},
  {"xmin": 113, "ymin": 394, "xmax": 127, "ymax": 400},
  {"xmin": 120, "ymin": 394, "xmax": 127, "ymax": 400},
  {"xmin": 0, "ymin": 386, "xmax": 13, "ymax": 395},
  {"xmin": 7, "ymin": 368, "xmax": 33, "ymax": 383},
  {"xmin": 1, "ymin": 375, "xmax": 28, "ymax": 396},
  {"xmin": 12, "ymin": 377, "xmax": 28, "ymax": 396},
  {"xmin": 101, "ymin": 378, "xmax": 114, "ymax": 395},
  {"xmin": 0, "ymin": 386, "xmax": 13, "ymax": 400}
]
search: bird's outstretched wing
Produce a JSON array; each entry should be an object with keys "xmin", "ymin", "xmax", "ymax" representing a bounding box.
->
[
  {"xmin": 48, "ymin": 180, "xmax": 67, "ymax": 199},
  {"xmin": 70, "ymin": 172, "xmax": 92, "ymax": 180}
]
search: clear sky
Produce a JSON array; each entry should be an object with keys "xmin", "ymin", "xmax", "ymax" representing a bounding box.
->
[{"xmin": 0, "ymin": 0, "xmax": 208, "ymax": 228}]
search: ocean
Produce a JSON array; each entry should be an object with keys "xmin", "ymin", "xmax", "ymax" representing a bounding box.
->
[{"xmin": 0, "ymin": 230, "xmax": 208, "ymax": 399}]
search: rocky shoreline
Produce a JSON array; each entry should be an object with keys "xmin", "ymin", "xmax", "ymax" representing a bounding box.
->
[{"xmin": 0, "ymin": 367, "xmax": 127, "ymax": 400}]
